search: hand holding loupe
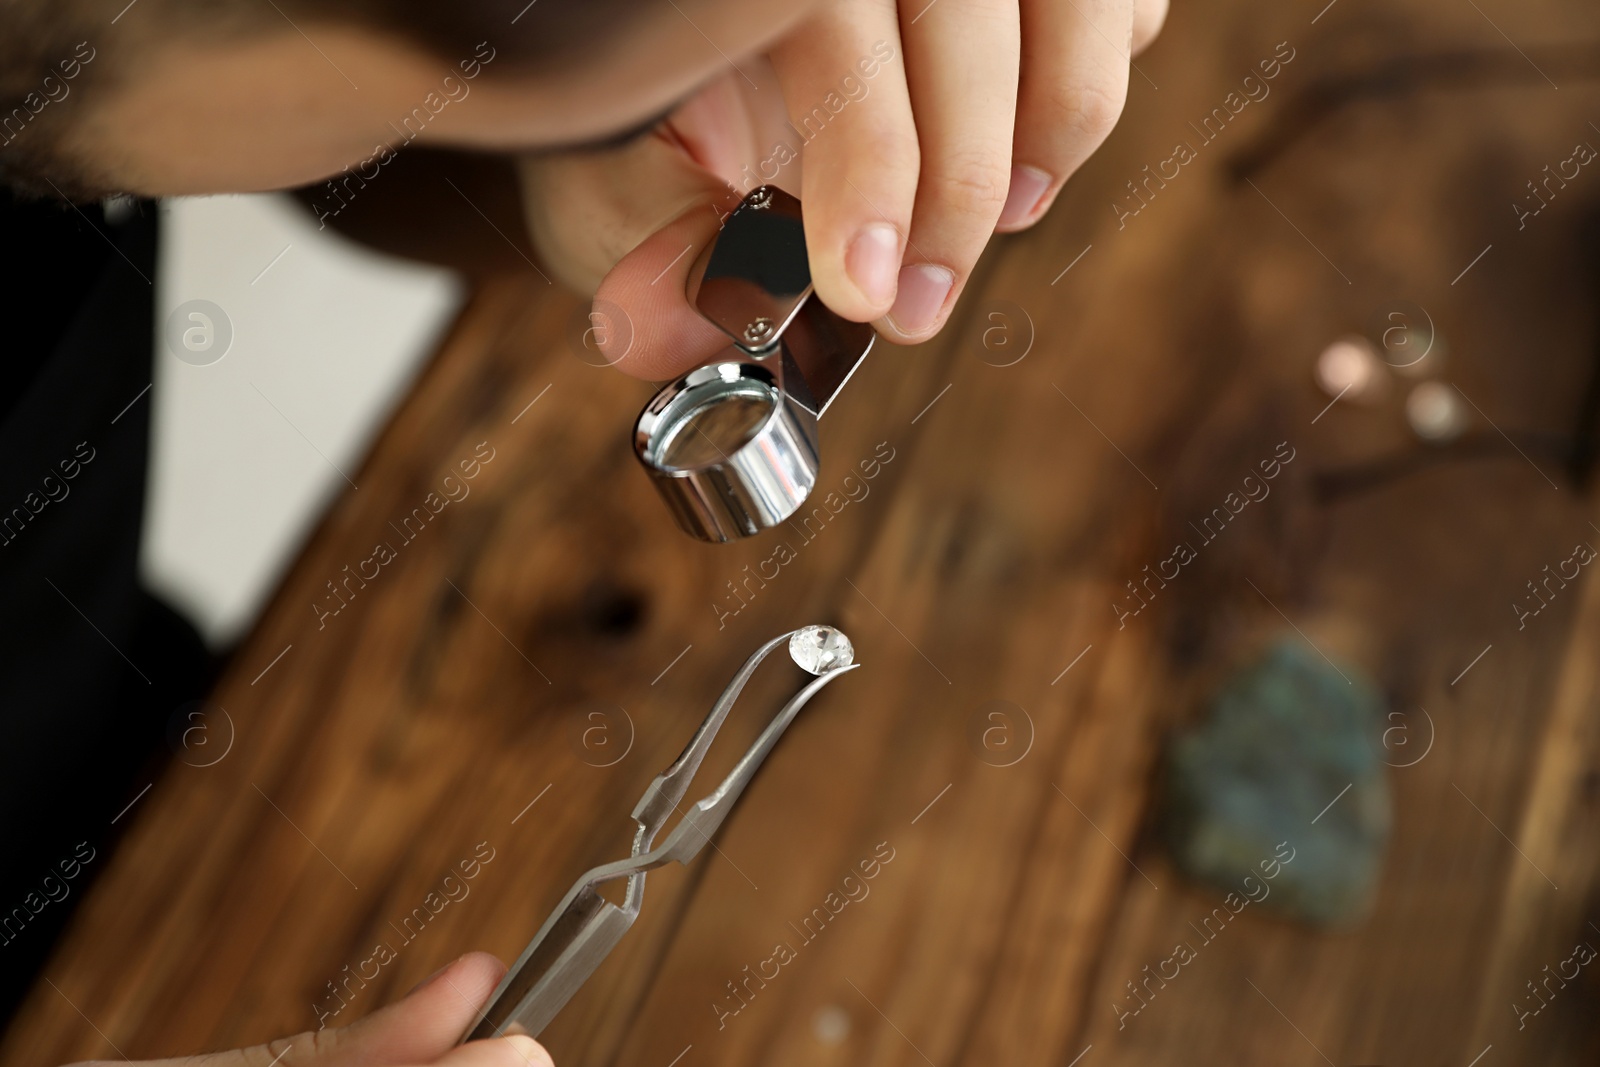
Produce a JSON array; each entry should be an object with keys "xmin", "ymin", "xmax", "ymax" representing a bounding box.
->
[{"xmin": 633, "ymin": 185, "xmax": 876, "ymax": 543}]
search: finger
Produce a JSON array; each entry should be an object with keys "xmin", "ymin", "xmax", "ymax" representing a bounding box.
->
[
  {"xmin": 882, "ymin": 0, "xmax": 1021, "ymax": 341},
  {"xmin": 588, "ymin": 187, "xmax": 747, "ymax": 381},
  {"xmin": 520, "ymin": 71, "xmax": 774, "ymax": 381},
  {"xmin": 434, "ymin": 1036, "xmax": 553, "ymax": 1067},
  {"xmin": 767, "ymin": 4, "xmax": 918, "ymax": 324},
  {"xmin": 1131, "ymin": 0, "xmax": 1169, "ymax": 55},
  {"xmin": 106, "ymin": 952, "xmax": 509, "ymax": 1067},
  {"xmin": 998, "ymin": 0, "xmax": 1134, "ymax": 234},
  {"xmin": 333, "ymin": 951, "xmax": 509, "ymax": 1063}
]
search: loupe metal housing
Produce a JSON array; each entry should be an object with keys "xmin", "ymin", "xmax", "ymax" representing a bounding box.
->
[{"xmin": 633, "ymin": 185, "xmax": 875, "ymax": 542}]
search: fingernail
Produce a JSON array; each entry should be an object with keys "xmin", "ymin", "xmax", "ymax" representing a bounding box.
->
[
  {"xmin": 846, "ymin": 222, "xmax": 902, "ymax": 307},
  {"xmin": 997, "ymin": 164, "xmax": 1054, "ymax": 230},
  {"xmin": 506, "ymin": 1035, "xmax": 550, "ymax": 1065},
  {"xmin": 886, "ymin": 263, "xmax": 954, "ymax": 336}
]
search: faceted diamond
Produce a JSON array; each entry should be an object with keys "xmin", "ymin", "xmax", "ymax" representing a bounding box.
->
[{"xmin": 789, "ymin": 625, "xmax": 854, "ymax": 675}]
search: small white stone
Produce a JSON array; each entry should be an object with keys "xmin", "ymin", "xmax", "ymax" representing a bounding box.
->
[
  {"xmin": 789, "ymin": 625, "xmax": 854, "ymax": 675},
  {"xmin": 1406, "ymin": 381, "xmax": 1466, "ymax": 443},
  {"xmin": 1315, "ymin": 337, "xmax": 1380, "ymax": 399},
  {"xmin": 812, "ymin": 1005, "xmax": 851, "ymax": 1044}
]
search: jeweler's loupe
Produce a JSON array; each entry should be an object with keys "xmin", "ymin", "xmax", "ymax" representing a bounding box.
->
[{"xmin": 633, "ymin": 185, "xmax": 875, "ymax": 543}]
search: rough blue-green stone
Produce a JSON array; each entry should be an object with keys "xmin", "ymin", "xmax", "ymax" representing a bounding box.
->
[{"xmin": 1164, "ymin": 637, "xmax": 1391, "ymax": 925}]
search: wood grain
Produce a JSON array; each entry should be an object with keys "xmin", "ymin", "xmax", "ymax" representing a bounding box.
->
[{"xmin": 8, "ymin": 0, "xmax": 1600, "ymax": 1063}]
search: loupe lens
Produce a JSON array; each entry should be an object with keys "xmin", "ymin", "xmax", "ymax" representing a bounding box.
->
[
  {"xmin": 649, "ymin": 379, "xmax": 778, "ymax": 470},
  {"xmin": 634, "ymin": 361, "xmax": 819, "ymax": 542}
]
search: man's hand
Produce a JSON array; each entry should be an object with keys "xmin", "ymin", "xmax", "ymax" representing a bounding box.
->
[
  {"xmin": 517, "ymin": 0, "xmax": 1167, "ymax": 381},
  {"xmin": 68, "ymin": 953, "xmax": 552, "ymax": 1067}
]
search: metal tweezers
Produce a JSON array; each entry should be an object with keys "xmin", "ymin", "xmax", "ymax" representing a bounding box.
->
[{"xmin": 462, "ymin": 627, "xmax": 858, "ymax": 1042}]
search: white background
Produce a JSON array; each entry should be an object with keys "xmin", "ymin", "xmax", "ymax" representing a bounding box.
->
[{"xmin": 142, "ymin": 193, "xmax": 464, "ymax": 646}]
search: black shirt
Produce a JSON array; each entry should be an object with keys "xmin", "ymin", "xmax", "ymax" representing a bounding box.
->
[{"xmin": 0, "ymin": 191, "xmax": 215, "ymax": 1022}]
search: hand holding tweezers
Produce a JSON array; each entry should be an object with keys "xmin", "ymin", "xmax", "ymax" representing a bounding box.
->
[{"xmin": 463, "ymin": 626, "xmax": 857, "ymax": 1042}]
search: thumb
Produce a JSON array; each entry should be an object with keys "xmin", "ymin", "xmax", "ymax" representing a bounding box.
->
[
  {"xmin": 517, "ymin": 71, "xmax": 788, "ymax": 381},
  {"xmin": 313, "ymin": 950, "xmax": 528, "ymax": 1064},
  {"xmin": 87, "ymin": 952, "xmax": 551, "ymax": 1067}
]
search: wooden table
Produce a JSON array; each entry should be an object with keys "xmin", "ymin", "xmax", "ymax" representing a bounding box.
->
[{"xmin": 10, "ymin": 0, "xmax": 1600, "ymax": 1063}]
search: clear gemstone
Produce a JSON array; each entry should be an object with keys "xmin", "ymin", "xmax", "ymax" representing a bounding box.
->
[{"xmin": 789, "ymin": 625, "xmax": 854, "ymax": 675}]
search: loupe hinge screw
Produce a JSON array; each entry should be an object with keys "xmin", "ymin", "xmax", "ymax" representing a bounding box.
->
[{"xmin": 743, "ymin": 317, "xmax": 776, "ymax": 345}]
